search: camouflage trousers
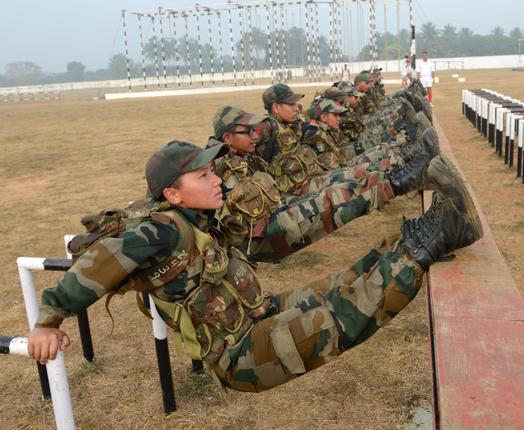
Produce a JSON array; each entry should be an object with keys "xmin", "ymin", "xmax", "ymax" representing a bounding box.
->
[
  {"xmin": 249, "ymin": 168, "xmax": 395, "ymax": 261},
  {"xmin": 349, "ymin": 140, "xmax": 407, "ymax": 172},
  {"xmin": 342, "ymin": 128, "xmax": 408, "ymax": 167},
  {"xmin": 209, "ymin": 236, "xmax": 424, "ymax": 392}
]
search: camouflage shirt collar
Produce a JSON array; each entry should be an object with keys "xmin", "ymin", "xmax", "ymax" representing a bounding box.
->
[
  {"xmin": 174, "ymin": 206, "xmax": 214, "ymax": 231},
  {"xmin": 269, "ymin": 114, "xmax": 290, "ymax": 126}
]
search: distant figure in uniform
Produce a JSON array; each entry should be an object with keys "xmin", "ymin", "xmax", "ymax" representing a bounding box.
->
[
  {"xmin": 416, "ymin": 51, "xmax": 436, "ymax": 105},
  {"xmin": 400, "ymin": 55, "xmax": 413, "ymax": 88},
  {"xmin": 340, "ymin": 64, "xmax": 351, "ymax": 81}
]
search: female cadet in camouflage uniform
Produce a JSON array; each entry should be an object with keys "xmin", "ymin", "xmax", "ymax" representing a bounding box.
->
[{"xmin": 28, "ymin": 140, "xmax": 482, "ymax": 393}]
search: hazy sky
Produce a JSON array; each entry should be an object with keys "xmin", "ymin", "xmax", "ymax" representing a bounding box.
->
[{"xmin": 1, "ymin": 0, "xmax": 523, "ymax": 73}]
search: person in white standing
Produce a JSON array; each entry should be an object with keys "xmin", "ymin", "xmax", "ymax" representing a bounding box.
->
[
  {"xmin": 416, "ymin": 50, "xmax": 436, "ymax": 105},
  {"xmin": 400, "ymin": 55, "xmax": 413, "ymax": 88},
  {"xmin": 340, "ymin": 64, "xmax": 351, "ymax": 81}
]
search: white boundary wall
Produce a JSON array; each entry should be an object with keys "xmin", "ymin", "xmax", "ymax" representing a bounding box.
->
[{"xmin": 1, "ymin": 54, "xmax": 522, "ymax": 96}]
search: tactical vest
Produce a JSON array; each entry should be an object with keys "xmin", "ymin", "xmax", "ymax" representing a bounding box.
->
[
  {"xmin": 301, "ymin": 121, "xmax": 344, "ymax": 170},
  {"xmin": 264, "ymin": 117, "xmax": 327, "ymax": 194},
  {"xmin": 215, "ymin": 155, "xmax": 250, "ymax": 190},
  {"xmin": 131, "ymin": 209, "xmax": 274, "ymax": 363}
]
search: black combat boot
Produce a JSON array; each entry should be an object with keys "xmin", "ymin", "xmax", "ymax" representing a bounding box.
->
[
  {"xmin": 386, "ymin": 152, "xmax": 430, "ymax": 195},
  {"xmin": 403, "ymin": 90, "xmax": 424, "ymax": 113},
  {"xmin": 399, "ymin": 126, "xmax": 440, "ymax": 162},
  {"xmin": 401, "ymin": 155, "xmax": 483, "ymax": 270},
  {"xmin": 399, "ymin": 97, "xmax": 418, "ymax": 126}
]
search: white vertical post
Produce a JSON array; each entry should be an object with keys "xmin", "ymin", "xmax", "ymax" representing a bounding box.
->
[
  {"xmin": 171, "ymin": 12, "xmax": 181, "ymax": 87},
  {"xmin": 16, "ymin": 258, "xmax": 75, "ymax": 430},
  {"xmin": 158, "ymin": 12, "xmax": 168, "ymax": 88},
  {"xmin": 369, "ymin": 0, "xmax": 377, "ymax": 68},
  {"xmin": 265, "ymin": 3, "xmax": 272, "ymax": 83},
  {"xmin": 121, "ymin": 10, "xmax": 132, "ymax": 92},
  {"xmin": 183, "ymin": 13, "xmax": 192, "ymax": 87},
  {"xmin": 195, "ymin": 6, "xmax": 204, "ymax": 87},
  {"xmin": 228, "ymin": 6, "xmax": 237, "ymax": 86},
  {"xmin": 137, "ymin": 14, "xmax": 148, "ymax": 90},
  {"xmin": 304, "ymin": 1, "xmax": 311, "ymax": 82},
  {"xmin": 217, "ymin": 11, "xmax": 226, "ymax": 85},
  {"xmin": 149, "ymin": 14, "xmax": 161, "ymax": 89}
]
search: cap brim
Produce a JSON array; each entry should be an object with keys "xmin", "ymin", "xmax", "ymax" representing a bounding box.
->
[
  {"xmin": 282, "ymin": 93, "xmax": 304, "ymax": 104},
  {"xmin": 235, "ymin": 112, "xmax": 267, "ymax": 127},
  {"xmin": 185, "ymin": 142, "xmax": 228, "ymax": 173},
  {"xmin": 334, "ymin": 106, "xmax": 348, "ymax": 113}
]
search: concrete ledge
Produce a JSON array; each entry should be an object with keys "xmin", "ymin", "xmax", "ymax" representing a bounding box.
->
[{"xmin": 426, "ymin": 117, "xmax": 524, "ymax": 429}]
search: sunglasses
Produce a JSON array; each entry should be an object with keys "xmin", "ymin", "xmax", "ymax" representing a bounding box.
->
[{"xmin": 230, "ymin": 127, "xmax": 260, "ymax": 137}]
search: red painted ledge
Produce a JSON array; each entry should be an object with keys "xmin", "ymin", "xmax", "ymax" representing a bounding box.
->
[{"xmin": 425, "ymin": 117, "xmax": 524, "ymax": 429}]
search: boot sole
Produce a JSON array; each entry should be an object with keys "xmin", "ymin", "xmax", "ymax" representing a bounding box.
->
[{"xmin": 427, "ymin": 155, "xmax": 483, "ymax": 241}]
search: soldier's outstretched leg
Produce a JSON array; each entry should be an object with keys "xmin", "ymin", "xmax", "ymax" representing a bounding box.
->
[
  {"xmin": 247, "ymin": 151, "xmax": 441, "ymax": 261},
  {"xmin": 249, "ymin": 171, "xmax": 395, "ymax": 260},
  {"xmin": 209, "ymin": 157, "xmax": 482, "ymax": 392}
]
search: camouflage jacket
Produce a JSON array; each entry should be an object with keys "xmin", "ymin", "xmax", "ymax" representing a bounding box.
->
[
  {"xmin": 301, "ymin": 120, "xmax": 347, "ymax": 168},
  {"xmin": 36, "ymin": 206, "xmax": 274, "ymax": 362},
  {"xmin": 339, "ymin": 107, "xmax": 366, "ymax": 142},
  {"xmin": 358, "ymin": 93, "xmax": 379, "ymax": 115},
  {"xmin": 254, "ymin": 115, "xmax": 302, "ymax": 162}
]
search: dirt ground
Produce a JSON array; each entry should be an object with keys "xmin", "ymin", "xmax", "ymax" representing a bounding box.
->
[{"xmin": 0, "ymin": 68, "xmax": 523, "ymax": 430}]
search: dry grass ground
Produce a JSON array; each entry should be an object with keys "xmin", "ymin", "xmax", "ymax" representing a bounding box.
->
[{"xmin": 0, "ymin": 68, "xmax": 522, "ymax": 429}]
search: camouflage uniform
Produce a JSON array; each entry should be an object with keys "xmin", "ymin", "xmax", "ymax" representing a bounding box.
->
[
  {"xmin": 36, "ymin": 140, "xmax": 428, "ymax": 393},
  {"xmin": 354, "ymin": 72, "xmax": 379, "ymax": 115},
  {"xmin": 301, "ymin": 98, "xmax": 349, "ymax": 167}
]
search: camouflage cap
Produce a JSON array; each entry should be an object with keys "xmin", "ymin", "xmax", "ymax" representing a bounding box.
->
[
  {"xmin": 322, "ymin": 87, "xmax": 347, "ymax": 103},
  {"xmin": 213, "ymin": 105, "xmax": 266, "ymax": 139},
  {"xmin": 309, "ymin": 98, "xmax": 347, "ymax": 120},
  {"xmin": 145, "ymin": 140, "xmax": 227, "ymax": 200},
  {"xmin": 262, "ymin": 84, "xmax": 304, "ymax": 110},
  {"xmin": 354, "ymin": 72, "xmax": 373, "ymax": 84}
]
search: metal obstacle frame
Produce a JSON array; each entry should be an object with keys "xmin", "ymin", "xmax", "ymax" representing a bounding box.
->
[
  {"xmin": 119, "ymin": 0, "xmax": 415, "ymax": 92},
  {"xmin": 13, "ymin": 235, "xmax": 202, "ymax": 426}
]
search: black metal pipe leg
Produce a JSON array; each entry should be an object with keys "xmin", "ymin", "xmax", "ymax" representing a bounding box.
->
[
  {"xmin": 77, "ymin": 310, "xmax": 94, "ymax": 361},
  {"xmin": 517, "ymin": 147, "xmax": 523, "ymax": 178},
  {"xmin": 154, "ymin": 337, "xmax": 176, "ymax": 414},
  {"xmin": 36, "ymin": 362, "xmax": 51, "ymax": 399},
  {"xmin": 192, "ymin": 359, "xmax": 204, "ymax": 374}
]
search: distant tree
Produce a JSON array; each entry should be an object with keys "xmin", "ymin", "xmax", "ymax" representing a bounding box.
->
[
  {"xmin": 491, "ymin": 26, "xmax": 505, "ymax": 37},
  {"xmin": 459, "ymin": 27, "xmax": 474, "ymax": 39},
  {"xmin": 509, "ymin": 27, "xmax": 523, "ymax": 39},
  {"xmin": 235, "ymin": 27, "xmax": 269, "ymax": 69},
  {"xmin": 5, "ymin": 61, "xmax": 42, "ymax": 77},
  {"xmin": 441, "ymin": 25, "xmax": 457, "ymax": 43},
  {"xmin": 66, "ymin": 61, "xmax": 86, "ymax": 81},
  {"xmin": 108, "ymin": 53, "xmax": 134, "ymax": 79},
  {"xmin": 4, "ymin": 61, "xmax": 43, "ymax": 85},
  {"xmin": 418, "ymin": 22, "xmax": 440, "ymax": 53},
  {"xmin": 144, "ymin": 36, "xmax": 217, "ymax": 73}
]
